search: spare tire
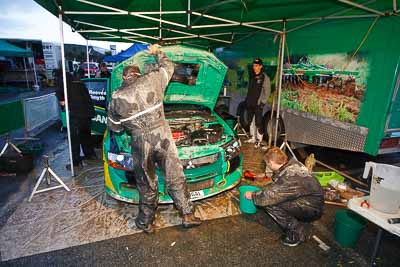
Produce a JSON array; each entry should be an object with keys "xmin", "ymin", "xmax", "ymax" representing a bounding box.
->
[
  {"xmin": 237, "ymin": 101, "xmax": 251, "ymax": 131},
  {"xmin": 263, "ymin": 111, "xmax": 285, "ymax": 144}
]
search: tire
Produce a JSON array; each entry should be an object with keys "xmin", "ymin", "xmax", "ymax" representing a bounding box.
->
[
  {"xmin": 237, "ymin": 101, "xmax": 251, "ymax": 131},
  {"xmin": 263, "ymin": 111, "xmax": 285, "ymax": 145}
]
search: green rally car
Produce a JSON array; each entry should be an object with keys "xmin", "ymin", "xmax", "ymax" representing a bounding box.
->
[{"xmin": 103, "ymin": 45, "xmax": 243, "ymax": 203}]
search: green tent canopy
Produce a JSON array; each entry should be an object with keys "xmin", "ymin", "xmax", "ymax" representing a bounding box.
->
[
  {"xmin": 0, "ymin": 40, "xmax": 33, "ymax": 57},
  {"xmin": 33, "ymin": 0, "xmax": 400, "ymax": 156},
  {"xmin": 34, "ymin": 0, "xmax": 397, "ymax": 48}
]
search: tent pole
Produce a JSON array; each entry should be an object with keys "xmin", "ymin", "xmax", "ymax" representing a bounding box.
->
[
  {"xmin": 32, "ymin": 58, "xmax": 39, "ymax": 89},
  {"xmin": 188, "ymin": 0, "xmax": 191, "ymax": 26},
  {"xmin": 338, "ymin": 0, "xmax": 385, "ymax": 16},
  {"xmin": 287, "ymin": 0, "xmax": 377, "ymax": 33},
  {"xmin": 273, "ymin": 21, "xmax": 286, "ymax": 146},
  {"xmin": 159, "ymin": 0, "xmax": 162, "ymax": 40},
  {"xmin": 86, "ymin": 40, "xmax": 90, "ymax": 77},
  {"xmin": 58, "ymin": 4, "xmax": 75, "ymax": 177},
  {"xmin": 394, "ymin": 0, "xmax": 398, "ymax": 12},
  {"xmin": 120, "ymin": 30, "xmax": 159, "ymax": 40},
  {"xmin": 23, "ymin": 58, "xmax": 29, "ymax": 89}
]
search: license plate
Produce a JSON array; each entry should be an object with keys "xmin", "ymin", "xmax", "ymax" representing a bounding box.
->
[{"xmin": 190, "ymin": 190, "xmax": 205, "ymax": 200}]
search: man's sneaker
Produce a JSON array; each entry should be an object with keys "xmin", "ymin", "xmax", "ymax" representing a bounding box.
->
[
  {"xmin": 254, "ymin": 141, "xmax": 261, "ymax": 148},
  {"xmin": 127, "ymin": 219, "xmax": 154, "ymax": 234},
  {"xmin": 245, "ymin": 138, "xmax": 256, "ymax": 144},
  {"xmin": 281, "ymin": 231, "xmax": 305, "ymax": 247},
  {"xmin": 182, "ymin": 214, "xmax": 202, "ymax": 228}
]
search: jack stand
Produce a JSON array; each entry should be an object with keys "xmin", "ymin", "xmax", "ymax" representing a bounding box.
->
[
  {"xmin": 233, "ymin": 116, "xmax": 249, "ymax": 138},
  {"xmin": 0, "ymin": 135, "xmax": 22, "ymax": 157},
  {"xmin": 279, "ymin": 135, "xmax": 298, "ymax": 160},
  {"xmin": 28, "ymin": 155, "xmax": 70, "ymax": 202}
]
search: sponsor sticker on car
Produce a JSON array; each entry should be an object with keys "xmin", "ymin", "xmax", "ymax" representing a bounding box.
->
[{"xmin": 190, "ymin": 190, "xmax": 205, "ymax": 200}]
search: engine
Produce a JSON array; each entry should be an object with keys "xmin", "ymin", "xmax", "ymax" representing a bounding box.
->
[{"xmin": 167, "ymin": 111, "xmax": 225, "ymax": 147}]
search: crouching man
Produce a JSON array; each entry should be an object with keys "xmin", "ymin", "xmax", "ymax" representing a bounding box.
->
[
  {"xmin": 107, "ymin": 44, "xmax": 201, "ymax": 233},
  {"xmin": 245, "ymin": 147, "xmax": 324, "ymax": 246}
]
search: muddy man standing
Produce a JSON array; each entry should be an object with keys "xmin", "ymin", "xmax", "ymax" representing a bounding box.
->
[{"xmin": 107, "ymin": 44, "xmax": 202, "ymax": 233}]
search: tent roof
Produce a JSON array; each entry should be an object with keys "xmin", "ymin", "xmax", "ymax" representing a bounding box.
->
[
  {"xmin": 0, "ymin": 40, "xmax": 33, "ymax": 57},
  {"xmin": 34, "ymin": 0, "xmax": 396, "ymax": 47},
  {"xmin": 103, "ymin": 43, "xmax": 149, "ymax": 62}
]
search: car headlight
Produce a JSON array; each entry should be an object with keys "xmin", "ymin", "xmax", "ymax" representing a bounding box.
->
[
  {"xmin": 222, "ymin": 139, "xmax": 241, "ymax": 160},
  {"xmin": 108, "ymin": 152, "xmax": 133, "ymax": 170}
]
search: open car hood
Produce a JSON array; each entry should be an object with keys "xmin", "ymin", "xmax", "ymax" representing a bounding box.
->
[{"xmin": 110, "ymin": 45, "xmax": 228, "ymax": 110}]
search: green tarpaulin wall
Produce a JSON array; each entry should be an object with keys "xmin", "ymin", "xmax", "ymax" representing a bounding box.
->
[
  {"xmin": 222, "ymin": 16, "xmax": 400, "ymax": 155},
  {"xmin": 0, "ymin": 100, "xmax": 25, "ymax": 135}
]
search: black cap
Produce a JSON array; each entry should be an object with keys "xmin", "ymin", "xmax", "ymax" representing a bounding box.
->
[{"xmin": 253, "ymin": 58, "xmax": 263, "ymax": 65}]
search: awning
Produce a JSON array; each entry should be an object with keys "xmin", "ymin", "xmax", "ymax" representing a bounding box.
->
[
  {"xmin": 0, "ymin": 40, "xmax": 33, "ymax": 57},
  {"xmin": 34, "ymin": 0, "xmax": 396, "ymax": 48}
]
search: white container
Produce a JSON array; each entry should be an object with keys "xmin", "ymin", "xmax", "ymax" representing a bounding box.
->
[{"xmin": 363, "ymin": 162, "xmax": 400, "ymax": 214}]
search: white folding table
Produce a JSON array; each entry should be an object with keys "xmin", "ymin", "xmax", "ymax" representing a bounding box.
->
[{"xmin": 347, "ymin": 196, "xmax": 400, "ymax": 266}]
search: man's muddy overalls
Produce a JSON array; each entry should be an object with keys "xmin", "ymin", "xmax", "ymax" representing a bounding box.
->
[
  {"xmin": 107, "ymin": 51, "xmax": 194, "ymax": 228},
  {"xmin": 252, "ymin": 159, "xmax": 324, "ymax": 238}
]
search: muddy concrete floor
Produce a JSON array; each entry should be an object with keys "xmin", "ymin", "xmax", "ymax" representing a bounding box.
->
[
  {"xmin": 0, "ymin": 125, "xmax": 267, "ymax": 262},
  {"xmin": 0, "ymin": 125, "xmax": 399, "ymax": 266}
]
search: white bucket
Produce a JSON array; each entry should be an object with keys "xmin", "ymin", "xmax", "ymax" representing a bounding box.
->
[{"xmin": 363, "ymin": 162, "xmax": 400, "ymax": 214}]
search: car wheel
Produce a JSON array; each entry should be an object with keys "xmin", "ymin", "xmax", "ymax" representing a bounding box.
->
[
  {"xmin": 263, "ymin": 111, "xmax": 285, "ymax": 145},
  {"xmin": 237, "ymin": 101, "xmax": 251, "ymax": 131}
]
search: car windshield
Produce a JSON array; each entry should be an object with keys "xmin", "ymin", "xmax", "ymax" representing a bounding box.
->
[{"xmin": 170, "ymin": 63, "xmax": 200, "ymax": 86}]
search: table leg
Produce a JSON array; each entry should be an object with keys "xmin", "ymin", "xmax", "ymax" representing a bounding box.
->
[{"xmin": 370, "ymin": 228, "xmax": 383, "ymax": 266}]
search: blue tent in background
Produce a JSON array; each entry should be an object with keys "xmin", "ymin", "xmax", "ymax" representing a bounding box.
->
[{"xmin": 103, "ymin": 43, "xmax": 149, "ymax": 63}]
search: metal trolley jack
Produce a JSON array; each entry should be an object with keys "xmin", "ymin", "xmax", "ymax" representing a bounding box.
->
[{"xmin": 28, "ymin": 155, "xmax": 70, "ymax": 202}]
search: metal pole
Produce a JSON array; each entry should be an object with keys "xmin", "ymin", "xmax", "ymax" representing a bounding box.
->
[
  {"xmin": 86, "ymin": 39, "xmax": 90, "ymax": 77},
  {"xmin": 338, "ymin": 0, "xmax": 386, "ymax": 16},
  {"xmin": 23, "ymin": 58, "xmax": 29, "ymax": 89},
  {"xmin": 273, "ymin": 22, "xmax": 286, "ymax": 146},
  {"xmin": 59, "ymin": 5, "xmax": 75, "ymax": 177},
  {"xmin": 32, "ymin": 58, "xmax": 39, "ymax": 89},
  {"xmin": 188, "ymin": 0, "xmax": 191, "ymax": 26},
  {"xmin": 159, "ymin": 0, "xmax": 162, "ymax": 40},
  {"xmin": 370, "ymin": 228, "xmax": 383, "ymax": 266}
]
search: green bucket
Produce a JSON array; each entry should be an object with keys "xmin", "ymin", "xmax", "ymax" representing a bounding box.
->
[
  {"xmin": 238, "ymin": 185, "xmax": 261, "ymax": 214},
  {"xmin": 334, "ymin": 209, "xmax": 366, "ymax": 247}
]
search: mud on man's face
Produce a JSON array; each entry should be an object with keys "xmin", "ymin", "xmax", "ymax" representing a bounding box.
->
[{"xmin": 122, "ymin": 65, "xmax": 141, "ymax": 82}]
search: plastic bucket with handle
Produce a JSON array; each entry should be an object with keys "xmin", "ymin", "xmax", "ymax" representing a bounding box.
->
[
  {"xmin": 334, "ymin": 209, "xmax": 366, "ymax": 247},
  {"xmin": 238, "ymin": 185, "xmax": 261, "ymax": 214}
]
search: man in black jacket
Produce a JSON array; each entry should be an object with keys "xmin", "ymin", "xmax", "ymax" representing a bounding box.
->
[
  {"xmin": 245, "ymin": 58, "xmax": 271, "ymax": 148},
  {"xmin": 245, "ymin": 147, "xmax": 324, "ymax": 246},
  {"xmin": 56, "ymin": 69, "xmax": 96, "ymax": 170}
]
